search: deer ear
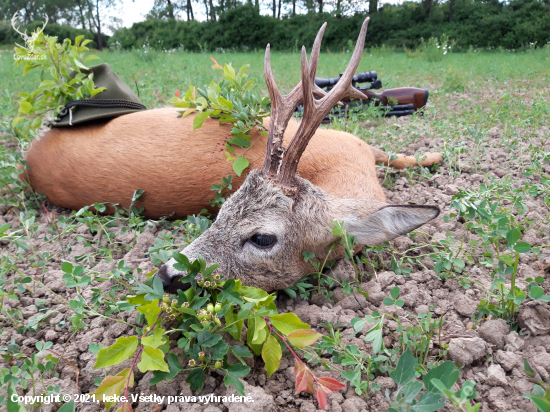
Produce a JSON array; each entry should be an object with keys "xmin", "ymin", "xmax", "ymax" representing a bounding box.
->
[{"xmin": 341, "ymin": 204, "xmax": 440, "ymax": 245}]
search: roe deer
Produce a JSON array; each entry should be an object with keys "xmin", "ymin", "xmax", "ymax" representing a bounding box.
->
[{"xmin": 156, "ymin": 18, "xmax": 441, "ymax": 292}]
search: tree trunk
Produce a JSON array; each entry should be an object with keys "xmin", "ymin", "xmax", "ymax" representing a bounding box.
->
[
  {"xmin": 208, "ymin": 0, "xmax": 216, "ymax": 21},
  {"xmin": 76, "ymin": 0, "xmax": 88, "ymax": 30},
  {"xmin": 336, "ymin": 0, "xmax": 341, "ymax": 15},
  {"xmin": 272, "ymin": 0, "xmax": 276, "ymax": 17},
  {"xmin": 95, "ymin": 0, "xmax": 103, "ymax": 51},
  {"xmin": 449, "ymin": 0, "xmax": 455, "ymax": 22},
  {"xmin": 277, "ymin": 0, "xmax": 282, "ymax": 18},
  {"xmin": 166, "ymin": 0, "xmax": 175, "ymax": 19},
  {"xmin": 204, "ymin": 0, "xmax": 209, "ymax": 20},
  {"xmin": 220, "ymin": 0, "xmax": 225, "ymax": 13},
  {"xmin": 255, "ymin": 0, "xmax": 259, "ymax": 10},
  {"xmin": 292, "ymin": 0, "xmax": 296, "ymax": 15},
  {"xmin": 317, "ymin": 0, "xmax": 323, "ymax": 14},
  {"xmin": 369, "ymin": 0, "xmax": 378, "ymax": 13}
]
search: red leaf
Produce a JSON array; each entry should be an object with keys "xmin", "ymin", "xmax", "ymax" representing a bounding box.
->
[
  {"xmin": 316, "ymin": 386, "xmax": 328, "ymax": 409},
  {"xmin": 294, "ymin": 360, "xmax": 305, "ymax": 376},
  {"xmin": 210, "ymin": 55, "xmax": 218, "ymax": 65},
  {"xmin": 295, "ymin": 370, "xmax": 308, "ymax": 395},
  {"xmin": 175, "ymin": 89, "xmax": 180, "ymax": 98},
  {"xmin": 317, "ymin": 376, "xmax": 346, "ymax": 392},
  {"xmin": 305, "ymin": 370, "xmax": 314, "ymax": 394}
]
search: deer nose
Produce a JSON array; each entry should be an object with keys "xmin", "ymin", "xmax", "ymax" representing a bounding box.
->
[{"xmin": 154, "ymin": 264, "xmax": 192, "ymax": 294}]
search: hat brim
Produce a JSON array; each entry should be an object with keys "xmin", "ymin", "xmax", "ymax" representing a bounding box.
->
[{"xmin": 53, "ymin": 106, "xmax": 146, "ymax": 127}]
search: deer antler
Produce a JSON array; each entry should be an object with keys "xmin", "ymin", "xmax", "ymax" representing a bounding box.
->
[
  {"xmin": 261, "ymin": 17, "xmax": 370, "ymax": 194},
  {"xmin": 11, "ymin": 10, "xmax": 30, "ymax": 42},
  {"xmin": 36, "ymin": 14, "xmax": 49, "ymax": 35}
]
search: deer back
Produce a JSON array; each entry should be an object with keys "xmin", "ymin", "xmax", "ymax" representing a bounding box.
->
[{"xmin": 22, "ymin": 107, "xmax": 385, "ymax": 218}]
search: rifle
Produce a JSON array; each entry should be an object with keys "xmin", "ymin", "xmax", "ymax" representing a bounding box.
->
[{"xmin": 296, "ymin": 71, "xmax": 429, "ymax": 121}]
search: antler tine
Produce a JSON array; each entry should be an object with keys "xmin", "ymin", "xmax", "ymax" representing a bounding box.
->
[
  {"xmin": 262, "ymin": 23, "xmax": 333, "ymax": 176},
  {"xmin": 317, "ymin": 17, "xmax": 370, "ymax": 113},
  {"xmin": 272, "ymin": 17, "xmax": 370, "ymax": 190},
  {"xmin": 262, "ymin": 44, "xmax": 304, "ymax": 176}
]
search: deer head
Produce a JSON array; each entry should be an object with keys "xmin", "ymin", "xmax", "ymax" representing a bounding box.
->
[
  {"xmin": 157, "ymin": 18, "xmax": 439, "ymax": 293},
  {"xmin": 12, "ymin": 10, "xmax": 48, "ymax": 53}
]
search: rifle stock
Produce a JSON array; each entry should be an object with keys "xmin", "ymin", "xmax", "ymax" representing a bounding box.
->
[{"xmin": 344, "ymin": 87, "xmax": 429, "ymax": 110}]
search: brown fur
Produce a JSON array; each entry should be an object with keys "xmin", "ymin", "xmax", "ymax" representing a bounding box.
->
[{"xmin": 22, "ymin": 108, "xmax": 442, "ymax": 218}]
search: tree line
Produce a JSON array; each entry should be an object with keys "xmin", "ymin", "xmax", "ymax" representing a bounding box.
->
[{"xmin": 1, "ymin": 0, "xmax": 549, "ymax": 51}]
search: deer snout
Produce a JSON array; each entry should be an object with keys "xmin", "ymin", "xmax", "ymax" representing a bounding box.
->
[{"xmin": 155, "ymin": 261, "xmax": 192, "ymax": 294}]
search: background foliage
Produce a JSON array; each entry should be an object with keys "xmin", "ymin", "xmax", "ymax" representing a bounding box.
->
[{"xmin": 1, "ymin": 0, "xmax": 549, "ymax": 52}]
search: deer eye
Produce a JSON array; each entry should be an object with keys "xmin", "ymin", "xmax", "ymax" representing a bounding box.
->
[{"xmin": 248, "ymin": 234, "xmax": 277, "ymax": 249}]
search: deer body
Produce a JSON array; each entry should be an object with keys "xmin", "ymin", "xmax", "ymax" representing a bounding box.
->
[{"xmin": 24, "ymin": 107, "xmax": 437, "ymax": 218}]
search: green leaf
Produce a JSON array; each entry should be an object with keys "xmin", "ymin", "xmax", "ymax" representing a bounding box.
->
[
  {"xmin": 529, "ymin": 286, "xmax": 544, "ymax": 299},
  {"xmin": 364, "ymin": 328, "xmax": 383, "ymax": 353},
  {"xmin": 137, "ymin": 345, "xmax": 169, "ymax": 373},
  {"xmin": 524, "ymin": 394, "xmax": 550, "ymax": 412},
  {"xmin": 224, "ymin": 307, "xmax": 244, "ymax": 341},
  {"xmin": 8, "ymin": 383, "xmax": 26, "ymax": 412},
  {"xmin": 251, "ymin": 317, "xmax": 268, "ymax": 344},
  {"xmin": 19, "ymin": 101, "xmax": 33, "ymax": 115},
  {"xmin": 197, "ymin": 330, "xmax": 223, "ymax": 348},
  {"xmin": 270, "ymin": 313, "xmax": 309, "ymax": 336},
  {"xmin": 411, "ymin": 390, "xmax": 446, "ymax": 412},
  {"xmin": 150, "ymin": 353, "xmax": 183, "ymax": 384},
  {"xmin": 219, "ymin": 279, "xmax": 243, "ymax": 304},
  {"xmin": 286, "ymin": 329, "xmax": 321, "ymax": 348},
  {"xmin": 186, "ymin": 368, "xmax": 205, "ymax": 392},
  {"xmin": 74, "ymin": 58, "xmax": 88, "ymax": 70},
  {"xmin": 94, "ymin": 337, "xmax": 138, "ymax": 369},
  {"xmin": 390, "ymin": 286, "xmax": 400, "ymax": 299},
  {"xmin": 351, "ymin": 318, "xmax": 366, "ymax": 333},
  {"xmin": 223, "ymin": 364, "xmax": 250, "ymax": 396},
  {"xmin": 232, "ymin": 156, "xmax": 249, "ymax": 177},
  {"xmin": 141, "ymin": 328, "xmax": 167, "ymax": 349},
  {"xmin": 423, "ymin": 361, "xmax": 459, "ymax": 393},
  {"xmin": 514, "ymin": 242, "xmax": 531, "ymax": 253},
  {"xmin": 389, "ymin": 348, "xmax": 417, "ymax": 386},
  {"xmin": 193, "ymin": 111, "xmax": 209, "ymax": 130},
  {"xmin": 403, "ymin": 381, "xmax": 423, "ymax": 403},
  {"xmin": 211, "ymin": 340, "xmax": 229, "ymax": 360},
  {"xmin": 231, "ymin": 345, "xmax": 253, "ymax": 358},
  {"xmin": 57, "ymin": 401, "xmax": 75, "ymax": 412},
  {"xmin": 262, "ymin": 334, "xmax": 282, "ymax": 377},
  {"xmin": 506, "ymin": 228, "xmax": 521, "ymax": 245},
  {"xmin": 136, "ymin": 300, "xmax": 161, "ymax": 326}
]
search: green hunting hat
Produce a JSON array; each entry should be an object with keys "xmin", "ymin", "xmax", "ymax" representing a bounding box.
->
[{"xmin": 52, "ymin": 63, "xmax": 146, "ymax": 127}]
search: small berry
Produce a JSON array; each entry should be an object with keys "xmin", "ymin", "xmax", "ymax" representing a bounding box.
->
[
  {"xmin": 198, "ymin": 351, "xmax": 205, "ymax": 361},
  {"xmin": 214, "ymin": 317, "xmax": 221, "ymax": 326},
  {"xmin": 214, "ymin": 303, "xmax": 222, "ymax": 313},
  {"xmin": 188, "ymin": 359, "xmax": 196, "ymax": 367},
  {"xmin": 166, "ymin": 307, "xmax": 172, "ymax": 313},
  {"xmin": 207, "ymin": 303, "xmax": 214, "ymax": 313},
  {"xmin": 182, "ymin": 302, "xmax": 190, "ymax": 308},
  {"xmin": 204, "ymin": 281, "xmax": 211, "ymax": 287},
  {"xmin": 198, "ymin": 281, "xmax": 204, "ymax": 287},
  {"xmin": 213, "ymin": 274, "xmax": 221, "ymax": 280},
  {"xmin": 211, "ymin": 282, "xmax": 217, "ymax": 288},
  {"xmin": 162, "ymin": 294, "xmax": 170, "ymax": 303},
  {"xmin": 214, "ymin": 361, "xmax": 222, "ymax": 369},
  {"xmin": 171, "ymin": 299, "xmax": 178, "ymax": 306}
]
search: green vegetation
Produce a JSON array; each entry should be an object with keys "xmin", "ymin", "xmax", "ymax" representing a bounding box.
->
[{"xmin": 106, "ymin": 1, "xmax": 550, "ymax": 52}]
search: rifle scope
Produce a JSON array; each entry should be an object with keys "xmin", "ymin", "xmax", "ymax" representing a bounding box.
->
[{"xmin": 315, "ymin": 71, "xmax": 378, "ymax": 89}]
